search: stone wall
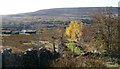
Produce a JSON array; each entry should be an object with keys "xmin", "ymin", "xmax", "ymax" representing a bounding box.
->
[{"xmin": 1, "ymin": 47, "xmax": 57, "ymax": 68}]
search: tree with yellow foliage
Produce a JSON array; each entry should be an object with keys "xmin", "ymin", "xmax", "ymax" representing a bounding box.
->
[
  {"xmin": 65, "ymin": 20, "xmax": 83, "ymax": 41},
  {"xmin": 65, "ymin": 20, "xmax": 84, "ymax": 57}
]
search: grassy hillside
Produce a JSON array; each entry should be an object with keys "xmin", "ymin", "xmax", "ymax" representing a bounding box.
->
[{"xmin": 2, "ymin": 7, "xmax": 118, "ymax": 30}]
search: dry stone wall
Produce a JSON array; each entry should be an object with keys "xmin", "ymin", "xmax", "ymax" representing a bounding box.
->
[{"xmin": 1, "ymin": 47, "xmax": 57, "ymax": 68}]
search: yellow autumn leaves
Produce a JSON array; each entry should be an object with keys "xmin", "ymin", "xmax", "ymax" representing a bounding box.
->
[{"xmin": 65, "ymin": 20, "xmax": 83, "ymax": 41}]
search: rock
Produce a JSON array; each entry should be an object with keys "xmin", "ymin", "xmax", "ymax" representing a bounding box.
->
[
  {"xmin": 24, "ymin": 48, "xmax": 37, "ymax": 55},
  {"xmin": 81, "ymin": 51, "xmax": 94, "ymax": 56},
  {"xmin": 0, "ymin": 48, "xmax": 12, "ymax": 53},
  {"xmin": 38, "ymin": 47, "xmax": 46, "ymax": 53}
]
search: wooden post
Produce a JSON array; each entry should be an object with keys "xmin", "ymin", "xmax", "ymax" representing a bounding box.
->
[
  {"xmin": 53, "ymin": 42, "xmax": 56, "ymax": 55},
  {"xmin": 58, "ymin": 37, "xmax": 63, "ymax": 56}
]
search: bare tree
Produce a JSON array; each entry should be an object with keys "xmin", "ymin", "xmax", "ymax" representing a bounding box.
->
[{"xmin": 91, "ymin": 7, "xmax": 119, "ymax": 55}]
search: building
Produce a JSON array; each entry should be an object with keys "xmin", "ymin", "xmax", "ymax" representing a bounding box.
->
[
  {"xmin": 21, "ymin": 30, "xmax": 36, "ymax": 34},
  {"xmin": 2, "ymin": 31, "xmax": 12, "ymax": 34}
]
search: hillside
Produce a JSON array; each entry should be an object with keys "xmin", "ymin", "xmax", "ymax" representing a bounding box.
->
[
  {"xmin": 5, "ymin": 7, "xmax": 118, "ymax": 17},
  {"xmin": 1, "ymin": 7, "xmax": 120, "ymax": 68},
  {"xmin": 2, "ymin": 7, "xmax": 118, "ymax": 30}
]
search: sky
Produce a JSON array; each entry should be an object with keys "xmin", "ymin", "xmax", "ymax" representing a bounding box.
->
[{"xmin": 0, "ymin": 0, "xmax": 119, "ymax": 15}]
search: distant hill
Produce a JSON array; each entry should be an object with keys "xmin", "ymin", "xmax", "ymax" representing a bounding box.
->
[
  {"xmin": 2, "ymin": 7, "xmax": 119, "ymax": 30},
  {"xmin": 6, "ymin": 7, "xmax": 118, "ymax": 17}
]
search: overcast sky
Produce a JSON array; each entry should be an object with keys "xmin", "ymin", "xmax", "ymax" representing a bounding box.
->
[{"xmin": 0, "ymin": 0, "xmax": 119, "ymax": 15}]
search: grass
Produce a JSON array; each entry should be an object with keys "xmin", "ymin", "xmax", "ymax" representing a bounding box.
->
[
  {"xmin": 39, "ymin": 41, "xmax": 50, "ymax": 44},
  {"xmin": 2, "ymin": 31, "xmax": 120, "ymax": 67},
  {"xmin": 23, "ymin": 42, "xmax": 37, "ymax": 45},
  {"xmin": 98, "ymin": 56, "xmax": 120, "ymax": 67},
  {"xmin": 66, "ymin": 42, "xmax": 84, "ymax": 54},
  {"xmin": 52, "ymin": 55, "xmax": 107, "ymax": 67},
  {"xmin": 52, "ymin": 54, "xmax": 120, "ymax": 67},
  {"xmin": 105, "ymin": 62, "xmax": 119, "ymax": 67},
  {"xmin": 19, "ymin": 33, "xmax": 30, "ymax": 35},
  {"xmin": 1, "ymin": 34, "xmax": 11, "ymax": 37}
]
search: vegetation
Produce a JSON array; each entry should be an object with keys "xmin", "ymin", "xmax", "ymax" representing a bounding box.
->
[
  {"xmin": 1, "ymin": 7, "xmax": 120, "ymax": 67},
  {"xmin": 65, "ymin": 20, "xmax": 83, "ymax": 41},
  {"xmin": 66, "ymin": 42, "xmax": 84, "ymax": 54}
]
